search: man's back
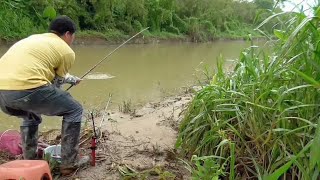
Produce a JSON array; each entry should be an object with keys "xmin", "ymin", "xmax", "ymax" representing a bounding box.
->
[{"xmin": 0, "ymin": 33, "xmax": 75, "ymax": 90}]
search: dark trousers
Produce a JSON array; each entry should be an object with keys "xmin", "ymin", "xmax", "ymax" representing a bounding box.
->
[{"xmin": 0, "ymin": 84, "xmax": 83, "ymax": 126}]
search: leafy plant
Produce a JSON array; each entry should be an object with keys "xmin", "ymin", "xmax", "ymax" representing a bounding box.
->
[
  {"xmin": 43, "ymin": 6, "xmax": 56, "ymax": 20},
  {"xmin": 191, "ymin": 155, "xmax": 226, "ymax": 180},
  {"xmin": 0, "ymin": 0, "xmax": 268, "ymax": 41},
  {"xmin": 118, "ymin": 164, "xmax": 176, "ymax": 180},
  {"xmin": 177, "ymin": 4, "xmax": 320, "ymax": 179}
]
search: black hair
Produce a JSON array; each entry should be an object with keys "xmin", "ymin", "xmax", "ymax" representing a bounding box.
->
[{"xmin": 49, "ymin": 16, "xmax": 76, "ymax": 36}]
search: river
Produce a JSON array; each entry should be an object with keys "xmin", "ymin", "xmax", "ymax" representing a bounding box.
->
[{"xmin": 0, "ymin": 40, "xmax": 258, "ymax": 131}]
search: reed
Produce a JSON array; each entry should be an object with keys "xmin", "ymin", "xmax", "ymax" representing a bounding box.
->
[{"xmin": 177, "ymin": 6, "xmax": 320, "ymax": 179}]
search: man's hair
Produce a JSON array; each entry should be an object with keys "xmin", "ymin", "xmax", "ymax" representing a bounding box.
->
[{"xmin": 49, "ymin": 16, "xmax": 76, "ymax": 36}]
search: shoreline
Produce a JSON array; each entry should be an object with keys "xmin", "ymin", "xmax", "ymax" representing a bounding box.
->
[
  {"xmin": 0, "ymin": 91, "xmax": 195, "ymax": 179},
  {"xmin": 0, "ymin": 34, "xmax": 266, "ymax": 46}
]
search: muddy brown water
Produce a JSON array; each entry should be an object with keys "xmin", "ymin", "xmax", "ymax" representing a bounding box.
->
[{"xmin": 0, "ymin": 40, "xmax": 261, "ymax": 131}]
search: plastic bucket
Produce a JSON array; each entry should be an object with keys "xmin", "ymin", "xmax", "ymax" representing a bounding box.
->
[
  {"xmin": 0, "ymin": 129, "xmax": 22, "ymax": 155},
  {"xmin": 43, "ymin": 145, "xmax": 61, "ymax": 162}
]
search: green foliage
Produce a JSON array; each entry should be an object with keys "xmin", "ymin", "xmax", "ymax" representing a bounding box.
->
[
  {"xmin": 254, "ymin": 0, "xmax": 275, "ymax": 10},
  {"xmin": 43, "ymin": 6, "xmax": 56, "ymax": 20},
  {"xmin": 191, "ymin": 155, "xmax": 226, "ymax": 180},
  {"xmin": 0, "ymin": 0, "xmax": 274, "ymax": 41},
  {"xmin": 0, "ymin": 1, "xmax": 39, "ymax": 39},
  {"xmin": 177, "ymin": 5, "xmax": 320, "ymax": 179},
  {"xmin": 118, "ymin": 165, "xmax": 176, "ymax": 179}
]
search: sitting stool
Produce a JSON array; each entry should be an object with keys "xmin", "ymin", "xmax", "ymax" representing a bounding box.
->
[{"xmin": 0, "ymin": 160, "xmax": 52, "ymax": 180}]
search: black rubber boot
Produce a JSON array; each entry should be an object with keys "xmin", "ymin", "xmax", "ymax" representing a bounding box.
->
[
  {"xmin": 20, "ymin": 125, "xmax": 38, "ymax": 160},
  {"xmin": 60, "ymin": 121, "xmax": 89, "ymax": 176}
]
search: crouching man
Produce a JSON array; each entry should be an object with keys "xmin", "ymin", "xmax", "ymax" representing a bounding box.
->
[{"xmin": 0, "ymin": 16, "xmax": 88, "ymax": 175}]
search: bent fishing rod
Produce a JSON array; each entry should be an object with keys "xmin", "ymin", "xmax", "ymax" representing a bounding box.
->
[{"xmin": 66, "ymin": 27, "xmax": 149, "ymax": 91}]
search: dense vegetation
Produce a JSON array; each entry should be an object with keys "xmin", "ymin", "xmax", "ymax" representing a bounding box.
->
[
  {"xmin": 0, "ymin": 0, "xmax": 279, "ymax": 41},
  {"xmin": 177, "ymin": 5, "xmax": 320, "ymax": 180}
]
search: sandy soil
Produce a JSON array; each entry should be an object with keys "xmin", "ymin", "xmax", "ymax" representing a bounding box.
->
[
  {"xmin": 0, "ymin": 91, "xmax": 194, "ymax": 179},
  {"xmin": 59, "ymin": 93, "xmax": 193, "ymax": 180}
]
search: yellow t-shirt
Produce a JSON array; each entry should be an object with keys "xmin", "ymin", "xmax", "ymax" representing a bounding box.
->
[{"xmin": 0, "ymin": 33, "xmax": 75, "ymax": 90}]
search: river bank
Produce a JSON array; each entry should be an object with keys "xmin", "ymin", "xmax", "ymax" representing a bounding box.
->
[
  {"xmin": 0, "ymin": 89, "xmax": 196, "ymax": 179},
  {"xmin": 71, "ymin": 92, "xmax": 193, "ymax": 179},
  {"xmin": 0, "ymin": 32, "xmax": 265, "ymax": 46}
]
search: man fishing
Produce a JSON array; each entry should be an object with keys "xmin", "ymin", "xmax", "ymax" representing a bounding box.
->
[{"xmin": 0, "ymin": 16, "xmax": 88, "ymax": 175}]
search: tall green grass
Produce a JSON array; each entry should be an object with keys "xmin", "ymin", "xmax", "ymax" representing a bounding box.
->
[{"xmin": 177, "ymin": 6, "xmax": 320, "ymax": 179}]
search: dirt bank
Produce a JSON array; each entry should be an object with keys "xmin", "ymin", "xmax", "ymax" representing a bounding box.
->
[
  {"xmin": 72, "ymin": 36, "xmax": 189, "ymax": 46},
  {"xmin": 1, "ymin": 34, "xmax": 266, "ymax": 46},
  {"xmin": 23, "ymin": 91, "xmax": 193, "ymax": 180},
  {"xmin": 64, "ymin": 93, "xmax": 193, "ymax": 179},
  {"xmin": 0, "ymin": 36, "xmax": 189, "ymax": 46},
  {"xmin": 0, "ymin": 90, "xmax": 195, "ymax": 179}
]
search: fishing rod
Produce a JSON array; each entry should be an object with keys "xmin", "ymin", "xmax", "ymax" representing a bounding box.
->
[{"xmin": 66, "ymin": 27, "xmax": 149, "ymax": 91}]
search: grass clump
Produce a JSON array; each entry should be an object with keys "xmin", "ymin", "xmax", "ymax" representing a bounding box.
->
[{"xmin": 176, "ymin": 7, "xmax": 320, "ymax": 179}]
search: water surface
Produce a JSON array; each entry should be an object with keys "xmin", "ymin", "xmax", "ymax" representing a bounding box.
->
[{"xmin": 0, "ymin": 41, "xmax": 257, "ymax": 131}]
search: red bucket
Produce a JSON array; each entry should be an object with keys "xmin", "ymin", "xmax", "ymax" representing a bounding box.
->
[{"xmin": 0, "ymin": 130, "xmax": 22, "ymax": 156}]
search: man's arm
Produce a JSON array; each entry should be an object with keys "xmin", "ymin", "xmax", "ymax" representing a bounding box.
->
[
  {"xmin": 56, "ymin": 52, "xmax": 75, "ymax": 78},
  {"xmin": 53, "ymin": 52, "xmax": 81, "ymax": 88}
]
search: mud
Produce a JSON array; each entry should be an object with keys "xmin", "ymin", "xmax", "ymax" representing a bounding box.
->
[{"xmin": 0, "ymin": 92, "xmax": 194, "ymax": 179}]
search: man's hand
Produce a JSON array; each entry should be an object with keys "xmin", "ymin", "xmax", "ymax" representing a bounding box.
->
[
  {"xmin": 52, "ymin": 75, "xmax": 65, "ymax": 88},
  {"xmin": 65, "ymin": 74, "xmax": 82, "ymax": 85},
  {"xmin": 53, "ymin": 74, "xmax": 82, "ymax": 88}
]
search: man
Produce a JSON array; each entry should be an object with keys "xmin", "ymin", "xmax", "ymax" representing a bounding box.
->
[{"xmin": 0, "ymin": 16, "xmax": 88, "ymax": 175}]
